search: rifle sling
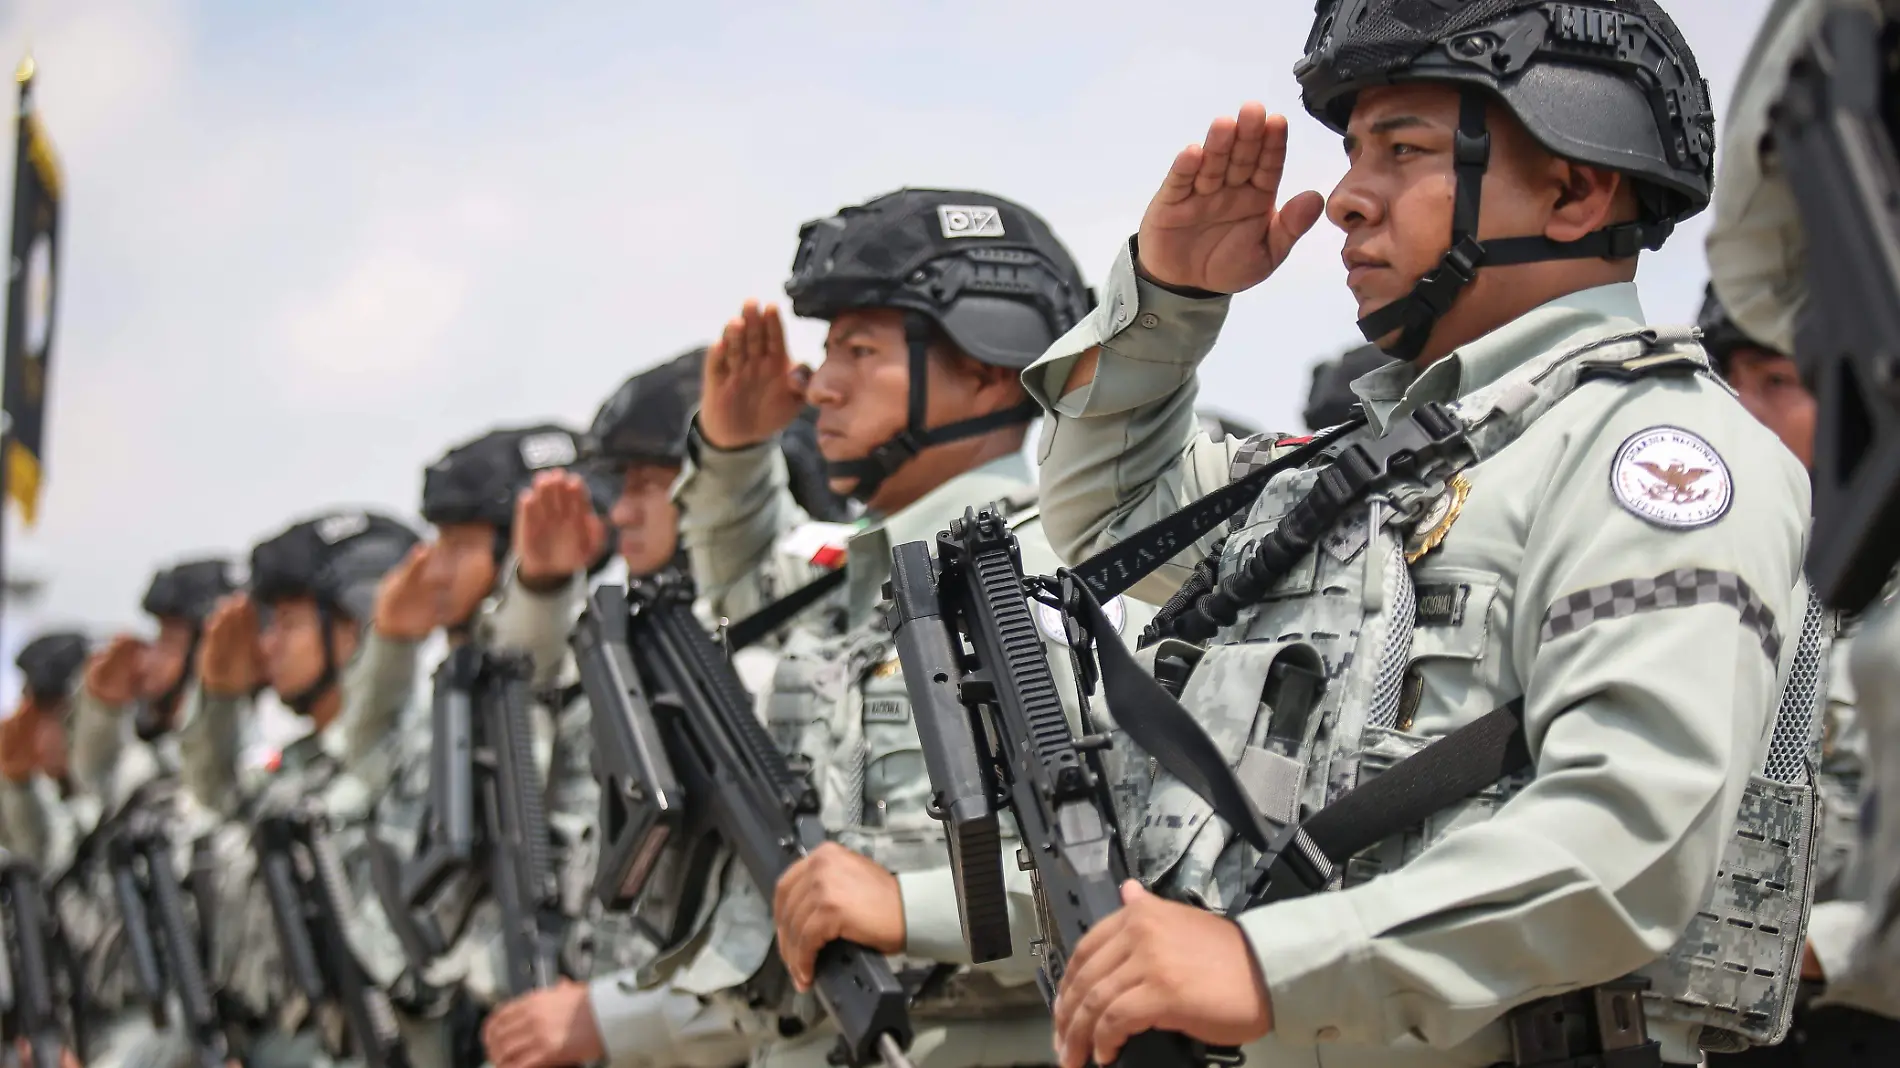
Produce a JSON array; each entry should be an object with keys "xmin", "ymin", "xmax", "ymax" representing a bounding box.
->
[
  {"xmin": 1069, "ymin": 420, "xmax": 1363, "ymax": 601},
  {"xmin": 726, "ymin": 567, "xmax": 847, "ymax": 652}
]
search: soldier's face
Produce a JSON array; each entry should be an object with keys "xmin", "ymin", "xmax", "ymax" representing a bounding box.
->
[
  {"xmin": 612, "ymin": 463, "xmax": 681, "ymax": 577},
  {"xmin": 1726, "ymin": 348, "xmax": 1816, "ymax": 468},
  {"xmin": 807, "ymin": 308, "xmax": 1018, "ymax": 497},
  {"xmin": 258, "ymin": 596, "xmax": 356, "ymax": 699},
  {"xmin": 1329, "ymin": 84, "xmax": 1623, "ymax": 359},
  {"xmin": 428, "ymin": 523, "xmax": 500, "ymax": 627},
  {"xmin": 136, "ymin": 617, "xmax": 194, "ymax": 703}
]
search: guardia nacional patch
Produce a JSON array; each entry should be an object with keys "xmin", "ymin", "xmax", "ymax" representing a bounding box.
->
[
  {"xmin": 1034, "ymin": 593, "xmax": 1124, "ymax": 645},
  {"xmin": 1611, "ymin": 426, "xmax": 1733, "ymax": 530}
]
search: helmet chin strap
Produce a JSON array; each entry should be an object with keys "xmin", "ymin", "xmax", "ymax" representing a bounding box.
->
[
  {"xmin": 825, "ymin": 312, "xmax": 1039, "ymax": 504},
  {"xmin": 1355, "ymin": 89, "xmax": 1672, "ymax": 363},
  {"xmin": 281, "ymin": 602, "xmax": 340, "ymax": 718}
]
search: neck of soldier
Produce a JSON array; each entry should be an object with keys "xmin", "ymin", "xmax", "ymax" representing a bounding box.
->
[
  {"xmin": 1411, "ymin": 256, "xmax": 1640, "ymax": 369},
  {"xmin": 864, "ymin": 424, "xmax": 1027, "ymax": 516},
  {"xmin": 308, "ymin": 684, "xmax": 343, "ymax": 733}
]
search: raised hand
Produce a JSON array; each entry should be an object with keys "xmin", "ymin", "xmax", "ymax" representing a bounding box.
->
[
  {"xmin": 1137, "ymin": 103, "xmax": 1325, "ymax": 295},
  {"xmin": 514, "ymin": 470, "xmax": 606, "ymax": 589},
  {"xmin": 372, "ymin": 543, "xmax": 445, "ymax": 642},
  {"xmin": 699, "ymin": 299, "xmax": 810, "ymax": 450},
  {"xmin": 84, "ymin": 634, "xmax": 147, "ymax": 707},
  {"xmin": 199, "ymin": 594, "xmax": 263, "ymax": 698}
]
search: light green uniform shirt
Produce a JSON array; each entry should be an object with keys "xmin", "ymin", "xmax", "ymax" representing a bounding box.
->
[{"xmin": 1025, "ymin": 242, "xmax": 1811, "ymax": 1066}]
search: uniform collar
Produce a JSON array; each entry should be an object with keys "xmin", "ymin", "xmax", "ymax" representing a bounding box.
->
[
  {"xmin": 1351, "ymin": 282, "xmax": 1648, "ymax": 434},
  {"xmin": 844, "ymin": 452, "xmax": 1035, "ymax": 621}
]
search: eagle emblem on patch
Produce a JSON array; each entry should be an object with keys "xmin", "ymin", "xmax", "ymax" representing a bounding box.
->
[
  {"xmin": 1406, "ymin": 474, "xmax": 1471, "ymax": 564},
  {"xmin": 1611, "ymin": 427, "xmax": 1733, "ymax": 529},
  {"xmin": 1034, "ymin": 594, "xmax": 1124, "ymax": 645}
]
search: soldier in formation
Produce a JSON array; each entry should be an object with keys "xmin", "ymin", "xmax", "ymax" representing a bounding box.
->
[{"xmin": 10, "ymin": 3, "xmax": 1900, "ymax": 1067}]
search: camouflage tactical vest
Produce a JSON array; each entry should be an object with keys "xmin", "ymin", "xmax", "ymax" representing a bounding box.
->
[{"xmin": 1105, "ymin": 326, "xmax": 1827, "ymax": 1051}]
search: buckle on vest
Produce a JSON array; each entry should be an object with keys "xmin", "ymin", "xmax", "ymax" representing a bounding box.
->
[{"xmin": 1506, "ymin": 977, "xmax": 1661, "ymax": 1068}]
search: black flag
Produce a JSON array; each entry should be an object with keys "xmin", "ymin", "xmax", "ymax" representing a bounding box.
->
[{"xmin": 2, "ymin": 58, "xmax": 61, "ymax": 527}]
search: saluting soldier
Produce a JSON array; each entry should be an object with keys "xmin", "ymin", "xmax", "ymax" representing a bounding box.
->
[{"xmin": 1022, "ymin": 3, "xmax": 1819, "ymax": 1067}]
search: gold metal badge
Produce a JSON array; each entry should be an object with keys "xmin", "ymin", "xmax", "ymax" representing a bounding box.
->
[
  {"xmin": 871, "ymin": 654, "xmax": 902, "ymax": 679},
  {"xmin": 1406, "ymin": 474, "xmax": 1471, "ymax": 564}
]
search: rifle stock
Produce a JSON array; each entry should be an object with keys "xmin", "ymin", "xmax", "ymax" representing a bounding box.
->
[
  {"xmin": 253, "ymin": 808, "xmax": 409, "ymax": 1068},
  {"xmin": 890, "ymin": 509, "xmax": 1213, "ymax": 1068},
  {"xmin": 0, "ymin": 853, "xmax": 76, "ymax": 1068},
  {"xmin": 571, "ymin": 585, "xmax": 687, "ymax": 912},
  {"xmin": 578, "ymin": 573, "xmax": 914, "ymax": 1068}
]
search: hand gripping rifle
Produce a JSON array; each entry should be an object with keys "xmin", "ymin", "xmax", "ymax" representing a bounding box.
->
[
  {"xmin": 368, "ymin": 645, "xmax": 564, "ymax": 999},
  {"xmin": 569, "ymin": 574, "xmax": 916, "ymax": 1068},
  {"xmin": 886, "ymin": 508, "xmax": 1231, "ymax": 1068},
  {"xmin": 254, "ymin": 805, "xmax": 410, "ymax": 1068},
  {"xmin": 105, "ymin": 811, "xmax": 230, "ymax": 1068},
  {"xmin": 0, "ymin": 852, "xmax": 85, "ymax": 1068}
]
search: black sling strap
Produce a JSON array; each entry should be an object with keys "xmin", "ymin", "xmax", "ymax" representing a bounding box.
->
[
  {"xmin": 724, "ymin": 566, "xmax": 848, "ymax": 652},
  {"xmin": 1069, "ymin": 419, "xmax": 1363, "ymax": 601}
]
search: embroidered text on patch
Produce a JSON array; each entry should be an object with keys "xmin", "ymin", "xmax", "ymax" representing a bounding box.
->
[
  {"xmin": 1610, "ymin": 426, "xmax": 1732, "ymax": 529},
  {"xmin": 937, "ymin": 205, "xmax": 1005, "ymax": 239}
]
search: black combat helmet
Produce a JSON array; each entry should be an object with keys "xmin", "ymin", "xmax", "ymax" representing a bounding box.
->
[
  {"xmin": 142, "ymin": 558, "xmax": 241, "ymax": 627},
  {"xmin": 15, "ymin": 631, "xmax": 89, "ymax": 706},
  {"xmin": 1695, "ymin": 283, "xmax": 1776, "ymax": 377},
  {"xmin": 1298, "ymin": 1, "xmax": 1714, "ymax": 360},
  {"xmin": 249, "ymin": 510, "xmax": 420, "ymax": 714},
  {"xmin": 589, "ymin": 348, "xmax": 849, "ymax": 523},
  {"xmin": 783, "ymin": 188, "xmax": 1092, "ymax": 500},
  {"xmin": 136, "ymin": 556, "xmax": 242, "ymax": 738}
]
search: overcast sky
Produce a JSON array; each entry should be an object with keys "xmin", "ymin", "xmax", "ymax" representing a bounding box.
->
[{"xmin": 0, "ymin": 0, "xmax": 1774, "ymax": 641}]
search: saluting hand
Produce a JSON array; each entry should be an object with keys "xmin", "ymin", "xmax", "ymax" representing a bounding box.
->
[
  {"xmin": 1138, "ymin": 103, "xmax": 1325, "ymax": 295},
  {"xmin": 1052, "ymin": 882, "xmax": 1273, "ymax": 1068},
  {"xmin": 0, "ymin": 702, "xmax": 42, "ymax": 783},
  {"xmin": 699, "ymin": 300, "xmax": 809, "ymax": 450},
  {"xmin": 199, "ymin": 594, "xmax": 262, "ymax": 698},
  {"xmin": 773, "ymin": 842, "xmax": 906, "ymax": 992},
  {"xmin": 84, "ymin": 634, "xmax": 147, "ymax": 707},
  {"xmin": 514, "ymin": 470, "xmax": 605, "ymax": 590},
  {"xmin": 372, "ymin": 543, "xmax": 445, "ymax": 642}
]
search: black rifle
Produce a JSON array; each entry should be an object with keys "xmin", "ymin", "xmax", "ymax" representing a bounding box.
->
[
  {"xmin": 105, "ymin": 812, "xmax": 230, "ymax": 1068},
  {"xmin": 569, "ymin": 575, "xmax": 915, "ymax": 1068},
  {"xmin": 887, "ymin": 510, "xmax": 1224, "ymax": 1068},
  {"xmin": 0, "ymin": 852, "xmax": 83, "ymax": 1068},
  {"xmin": 253, "ymin": 805, "xmax": 409, "ymax": 1068},
  {"xmin": 368, "ymin": 645, "xmax": 564, "ymax": 999},
  {"xmin": 1772, "ymin": 2, "xmax": 1900, "ymax": 614}
]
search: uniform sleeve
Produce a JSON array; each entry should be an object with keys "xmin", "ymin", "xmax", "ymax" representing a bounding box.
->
[
  {"xmin": 330, "ymin": 629, "xmax": 422, "ymax": 776},
  {"xmin": 0, "ymin": 778, "xmax": 50, "ymax": 865},
  {"xmin": 1237, "ymin": 379, "xmax": 1811, "ymax": 1048},
  {"xmin": 481, "ymin": 559, "xmax": 585, "ymax": 689},
  {"xmin": 67, "ymin": 686, "xmax": 128, "ymax": 803},
  {"xmin": 896, "ymin": 858, "xmax": 1043, "ymax": 986},
  {"xmin": 587, "ymin": 970, "xmax": 758, "ymax": 1068},
  {"xmin": 676, "ymin": 425, "xmax": 814, "ymax": 623},
  {"xmin": 176, "ymin": 682, "xmax": 248, "ymax": 817},
  {"xmin": 1021, "ymin": 239, "xmax": 1247, "ymax": 606}
]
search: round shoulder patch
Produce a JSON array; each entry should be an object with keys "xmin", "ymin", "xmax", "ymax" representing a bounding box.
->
[
  {"xmin": 1034, "ymin": 594, "xmax": 1125, "ymax": 646},
  {"xmin": 1610, "ymin": 426, "xmax": 1733, "ymax": 529}
]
